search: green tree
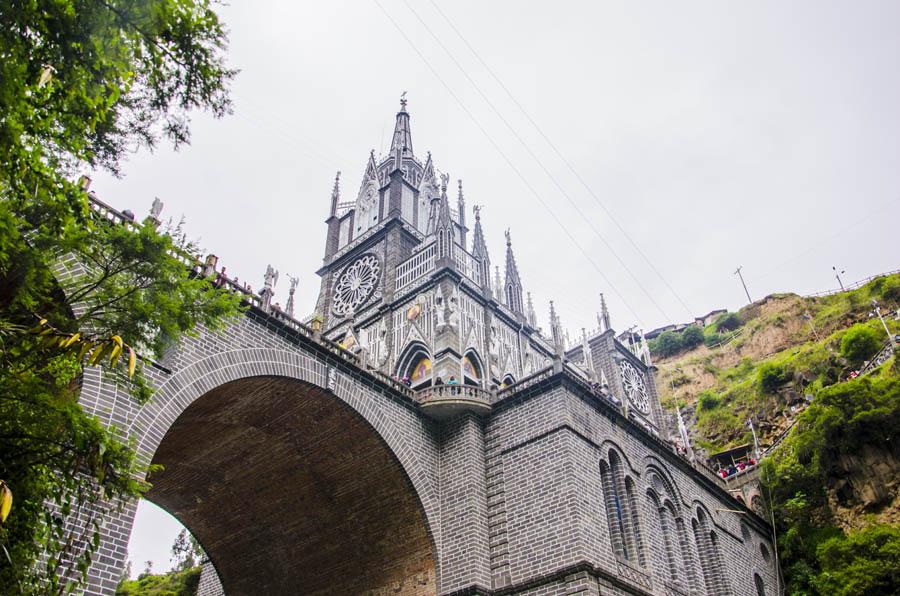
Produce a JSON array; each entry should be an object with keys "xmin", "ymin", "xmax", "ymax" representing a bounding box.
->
[
  {"xmin": 814, "ymin": 524, "xmax": 900, "ymax": 596},
  {"xmin": 840, "ymin": 323, "xmax": 883, "ymax": 367},
  {"xmin": 651, "ymin": 330, "xmax": 683, "ymax": 358},
  {"xmin": 680, "ymin": 325, "xmax": 704, "ymax": 350},
  {"xmin": 0, "ymin": 1, "xmax": 239, "ymax": 593},
  {"xmin": 171, "ymin": 529, "xmax": 203, "ymax": 572},
  {"xmin": 715, "ymin": 312, "xmax": 742, "ymax": 332}
]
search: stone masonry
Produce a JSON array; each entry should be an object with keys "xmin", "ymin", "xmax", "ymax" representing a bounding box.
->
[{"xmin": 71, "ymin": 100, "xmax": 779, "ymax": 595}]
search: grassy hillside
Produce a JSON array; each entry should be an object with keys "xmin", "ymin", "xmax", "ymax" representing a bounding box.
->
[
  {"xmin": 654, "ymin": 273, "xmax": 900, "ymax": 454},
  {"xmin": 652, "ymin": 273, "xmax": 900, "ymax": 595}
]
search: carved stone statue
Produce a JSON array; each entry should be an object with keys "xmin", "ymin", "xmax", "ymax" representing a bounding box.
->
[
  {"xmin": 264, "ymin": 264, "xmax": 279, "ymax": 290},
  {"xmin": 150, "ymin": 197, "xmax": 164, "ymax": 219}
]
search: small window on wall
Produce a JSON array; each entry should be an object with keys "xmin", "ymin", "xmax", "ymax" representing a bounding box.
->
[
  {"xmin": 500, "ymin": 374, "xmax": 515, "ymax": 389},
  {"xmin": 754, "ymin": 573, "xmax": 766, "ymax": 596}
]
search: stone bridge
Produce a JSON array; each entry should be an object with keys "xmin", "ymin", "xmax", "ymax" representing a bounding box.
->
[{"xmin": 72, "ymin": 197, "xmax": 779, "ymax": 596}]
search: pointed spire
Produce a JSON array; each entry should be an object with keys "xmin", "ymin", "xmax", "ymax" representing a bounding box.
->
[
  {"xmin": 329, "ymin": 171, "xmax": 341, "ymax": 217},
  {"xmin": 504, "ymin": 229, "xmax": 524, "ymax": 315},
  {"xmin": 549, "ymin": 300, "xmax": 564, "ymax": 355},
  {"xmin": 390, "ymin": 92, "xmax": 413, "ymax": 165},
  {"xmin": 457, "ymin": 179, "xmax": 466, "ymax": 227},
  {"xmin": 526, "ymin": 292, "xmax": 537, "ymax": 328},
  {"xmin": 599, "ymin": 292, "xmax": 612, "ymax": 332},
  {"xmin": 433, "ymin": 174, "xmax": 454, "ymax": 260},
  {"xmin": 471, "ymin": 205, "xmax": 491, "ymax": 292}
]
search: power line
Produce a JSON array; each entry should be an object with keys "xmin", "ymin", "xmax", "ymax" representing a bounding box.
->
[
  {"xmin": 371, "ymin": 0, "xmax": 646, "ymax": 327},
  {"xmin": 425, "ymin": 0, "xmax": 695, "ymax": 319},
  {"xmin": 400, "ymin": 0, "xmax": 672, "ymax": 322}
]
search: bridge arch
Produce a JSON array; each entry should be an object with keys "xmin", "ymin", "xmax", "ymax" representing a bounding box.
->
[{"xmin": 128, "ymin": 347, "xmax": 439, "ymax": 595}]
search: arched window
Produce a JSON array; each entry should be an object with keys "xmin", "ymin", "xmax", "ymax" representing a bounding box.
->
[
  {"xmin": 396, "ymin": 343, "xmax": 432, "ymax": 388},
  {"xmin": 649, "ymin": 492, "xmax": 679, "ymax": 581},
  {"xmin": 500, "ymin": 374, "xmax": 515, "ymax": 388},
  {"xmin": 601, "ymin": 451, "xmax": 645, "ymax": 566},
  {"xmin": 754, "ymin": 573, "xmax": 766, "ymax": 596},
  {"xmin": 692, "ymin": 508, "xmax": 731, "ymax": 595},
  {"xmin": 462, "ymin": 351, "xmax": 483, "ymax": 385}
]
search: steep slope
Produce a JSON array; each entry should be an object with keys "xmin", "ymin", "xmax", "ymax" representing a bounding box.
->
[{"xmin": 651, "ymin": 273, "xmax": 900, "ymax": 594}]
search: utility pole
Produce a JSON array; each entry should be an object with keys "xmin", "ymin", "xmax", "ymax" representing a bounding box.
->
[
  {"xmin": 803, "ymin": 311, "xmax": 820, "ymax": 341},
  {"xmin": 833, "ymin": 266, "xmax": 846, "ymax": 291},
  {"xmin": 734, "ymin": 266, "xmax": 752, "ymax": 304},
  {"xmin": 872, "ymin": 300, "xmax": 896, "ymax": 346}
]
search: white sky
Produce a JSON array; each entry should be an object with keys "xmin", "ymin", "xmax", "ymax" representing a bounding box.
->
[{"xmin": 96, "ymin": 0, "xmax": 900, "ymax": 577}]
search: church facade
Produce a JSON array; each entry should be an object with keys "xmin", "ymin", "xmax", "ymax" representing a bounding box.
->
[
  {"xmin": 299, "ymin": 99, "xmax": 777, "ymax": 595},
  {"xmin": 73, "ymin": 100, "xmax": 778, "ymax": 596}
]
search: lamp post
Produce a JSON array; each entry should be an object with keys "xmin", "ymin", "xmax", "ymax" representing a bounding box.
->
[{"xmin": 833, "ymin": 266, "xmax": 846, "ymax": 291}]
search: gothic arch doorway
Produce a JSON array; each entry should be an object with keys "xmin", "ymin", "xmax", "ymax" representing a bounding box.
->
[{"xmin": 143, "ymin": 375, "xmax": 436, "ymax": 595}]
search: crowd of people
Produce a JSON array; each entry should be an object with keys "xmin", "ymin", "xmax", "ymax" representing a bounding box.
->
[{"xmin": 717, "ymin": 458, "xmax": 757, "ymax": 479}]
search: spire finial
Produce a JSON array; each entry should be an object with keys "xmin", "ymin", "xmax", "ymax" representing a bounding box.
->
[
  {"xmin": 400, "ymin": 91, "xmax": 407, "ymax": 111},
  {"xmin": 505, "ymin": 228, "xmax": 512, "ymax": 247},
  {"xmin": 473, "ymin": 204, "xmax": 481, "ymax": 221},
  {"xmin": 329, "ymin": 170, "xmax": 342, "ymax": 216},
  {"xmin": 599, "ymin": 292, "xmax": 612, "ymax": 332},
  {"xmin": 458, "ymin": 179, "xmax": 464, "ymax": 198}
]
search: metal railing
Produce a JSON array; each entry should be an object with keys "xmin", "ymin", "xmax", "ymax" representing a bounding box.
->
[{"xmin": 804, "ymin": 269, "xmax": 900, "ymax": 298}]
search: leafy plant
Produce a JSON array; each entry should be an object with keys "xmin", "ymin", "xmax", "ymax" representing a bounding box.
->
[
  {"xmin": 681, "ymin": 325, "xmax": 704, "ymax": 350},
  {"xmin": 840, "ymin": 324, "xmax": 884, "ymax": 367},
  {"xmin": 757, "ymin": 362, "xmax": 790, "ymax": 394},
  {"xmin": 715, "ymin": 312, "xmax": 742, "ymax": 332},
  {"xmin": 0, "ymin": 1, "xmax": 240, "ymax": 592}
]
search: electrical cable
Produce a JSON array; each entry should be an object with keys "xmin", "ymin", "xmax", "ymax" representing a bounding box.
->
[
  {"xmin": 372, "ymin": 0, "xmax": 645, "ymax": 327},
  {"xmin": 425, "ymin": 0, "xmax": 695, "ymax": 319}
]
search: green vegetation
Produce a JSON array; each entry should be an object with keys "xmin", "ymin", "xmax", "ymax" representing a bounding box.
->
[
  {"xmin": 715, "ymin": 311, "xmax": 742, "ymax": 332},
  {"xmin": 840, "ymin": 323, "xmax": 883, "ymax": 366},
  {"xmin": 762, "ymin": 361, "xmax": 900, "ymax": 594},
  {"xmin": 758, "ymin": 361, "xmax": 790, "ymax": 394},
  {"xmin": 0, "ymin": 2, "xmax": 239, "ymax": 593},
  {"xmin": 116, "ymin": 567, "xmax": 201, "ymax": 596},
  {"xmin": 681, "ymin": 325, "xmax": 704, "ymax": 349}
]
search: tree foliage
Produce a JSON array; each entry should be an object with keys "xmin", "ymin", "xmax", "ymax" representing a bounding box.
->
[
  {"xmin": 714, "ymin": 312, "xmax": 742, "ymax": 332},
  {"xmin": 762, "ymin": 363, "xmax": 900, "ymax": 594},
  {"xmin": 680, "ymin": 325, "xmax": 704, "ymax": 349},
  {"xmin": 0, "ymin": 1, "xmax": 239, "ymax": 592},
  {"xmin": 840, "ymin": 323, "xmax": 883, "ymax": 367}
]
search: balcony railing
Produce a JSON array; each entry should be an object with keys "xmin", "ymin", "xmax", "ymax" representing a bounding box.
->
[{"xmin": 395, "ymin": 243, "xmax": 435, "ymax": 292}]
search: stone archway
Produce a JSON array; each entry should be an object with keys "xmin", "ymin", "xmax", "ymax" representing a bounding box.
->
[{"xmin": 144, "ymin": 375, "xmax": 436, "ymax": 595}]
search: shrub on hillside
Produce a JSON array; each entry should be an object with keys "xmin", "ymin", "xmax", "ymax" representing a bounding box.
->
[
  {"xmin": 880, "ymin": 276, "xmax": 900, "ymax": 301},
  {"xmin": 758, "ymin": 362, "xmax": 790, "ymax": 394},
  {"xmin": 697, "ymin": 390, "xmax": 721, "ymax": 411},
  {"xmin": 652, "ymin": 331, "xmax": 683, "ymax": 358},
  {"xmin": 680, "ymin": 325, "xmax": 704, "ymax": 350},
  {"xmin": 703, "ymin": 331, "xmax": 724, "ymax": 348},
  {"xmin": 840, "ymin": 324, "xmax": 882, "ymax": 367},
  {"xmin": 715, "ymin": 312, "xmax": 742, "ymax": 332},
  {"xmin": 813, "ymin": 524, "xmax": 900, "ymax": 596}
]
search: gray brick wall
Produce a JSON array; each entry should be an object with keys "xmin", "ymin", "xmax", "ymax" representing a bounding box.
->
[{"xmin": 71, "ymin": 308, "xmax": 777, "ymax": 595}]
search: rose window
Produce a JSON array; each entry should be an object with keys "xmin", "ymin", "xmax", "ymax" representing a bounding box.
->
[
  {"xmin": 332, "ymin": 254, "xmax": 380, "ymax": 316},
  {"xmin": 620, "ymin": 360, "xmax": 649, "ymax": 414}
]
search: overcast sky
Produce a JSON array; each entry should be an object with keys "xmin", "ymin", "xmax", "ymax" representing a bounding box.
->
[{"xmin": 94, "ymin": 0, "xmax": 900, "ymax": 576}]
